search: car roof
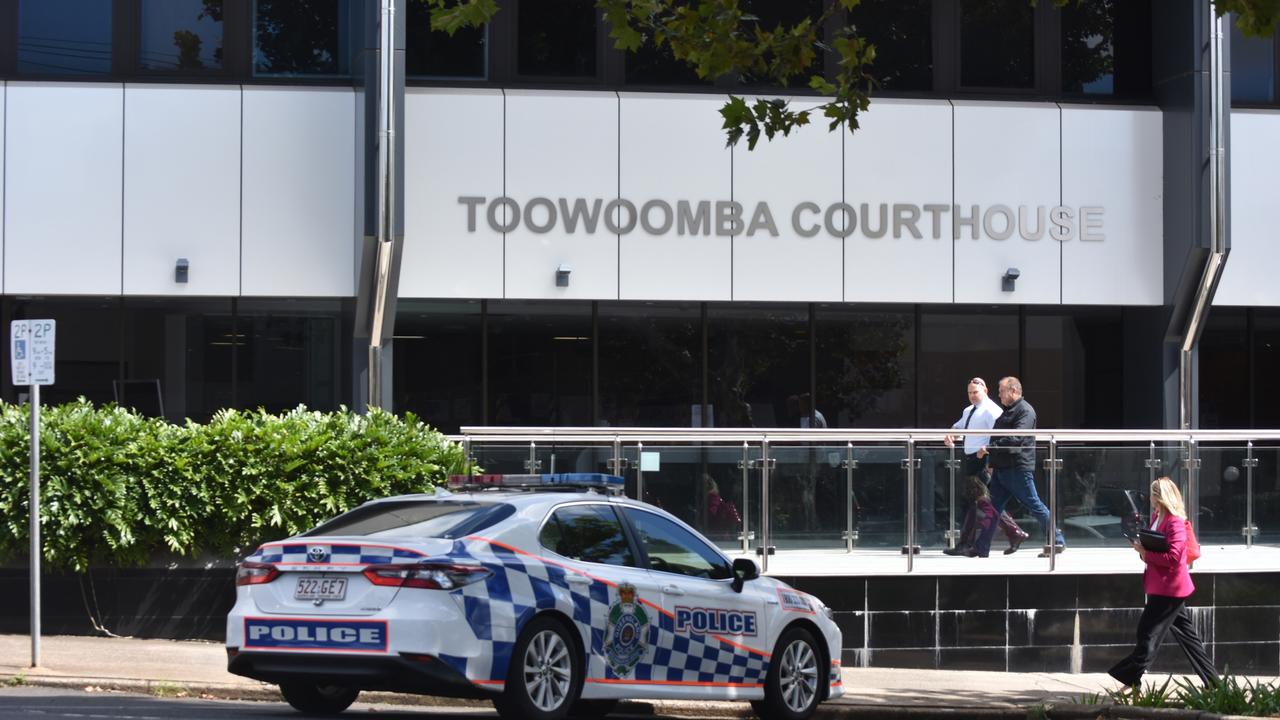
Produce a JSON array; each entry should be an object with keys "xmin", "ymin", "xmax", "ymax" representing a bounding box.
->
[{"xmin": 359, "ymin": 488, "xmax": 652, "ymax": 514}]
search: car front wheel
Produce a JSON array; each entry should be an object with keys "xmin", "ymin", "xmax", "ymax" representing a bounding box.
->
[
  {"xmin": 494, "ymin": 615, "xmax": 583, "ymax": 720},
  {"xmin": 278, "ymin": 682, "xmax": 359, "ymax": 715},
  {"xmin": 754, "ymin": 626, "xmax": 822, "ymax": 720}
]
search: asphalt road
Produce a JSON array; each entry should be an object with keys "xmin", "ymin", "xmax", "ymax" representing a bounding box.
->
[{"xmin": 0, "ymin": 687, "xmax": 701, "ymax": 720}]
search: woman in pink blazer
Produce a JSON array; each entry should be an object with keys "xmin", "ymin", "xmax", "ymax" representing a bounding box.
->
[{"xmin": 1108, "ymin": 477, "xmax": 1217, "ymax": 689}]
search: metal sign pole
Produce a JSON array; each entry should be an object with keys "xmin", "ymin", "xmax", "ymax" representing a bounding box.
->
[{"xmin": 29, "ymin": 383, "xmax": 40, "ymax": 668}]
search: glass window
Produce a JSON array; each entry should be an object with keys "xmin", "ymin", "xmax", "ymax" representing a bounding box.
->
[
  {"xmin": 393, "ymin": 301, "xmax": 482, "ymax": 433},
  {"xmin": 488, "ymin": 302, "xmax": 592, "ymax": 426},
  {"xmin": 1024, "ymin": 309, "xmax": 1123, "ymax": 428},
  {"xmin": 140, "ymin": 0, "xmax": 224, "ymax": 71},
  {"xmin": 738, "ymin": 0, "xmax": 825, "ymax": 85},
  {"xmin": 406, "ymin": 0, "xmax": 486, "ymax": 78},
  {"xmin": 517, "ymin": 0, "xmax": 597, "ymax": 78},
  {"xmin": 540, "ymin": 504, "xmax": 635, "ymax": 566},
  {"xmin": 625, "ymin": 43, "xmax": 707, "ymax": 86},
  {"xmin": 235, "ymin": 300, "xmax": 346, "ymax": 413},
  {"xmin": 623, "ymin": 507, "xmax": 732, "ymax": 580},
  {"xmin": 1061, "ymin": 0, "xmax": 1151, "ymax": 96},
  {"xmin": 707, "ymin": 304, "xmax": 809, "ymax": 428},
  {"xmin": 599, "ymin": 303, "xmax": 701, "ymax": 426},
  {"xmin": 847, "ymin": 0, "xmax": 932, "ymax": 92},
  {"xmin": 123, "ymin": 299, "xmax": 235, "ymax": 424},
  {"xmin": 11, "ymin": 299, "xmax": 120, "ymax": 406},
  {"xmin": 254, "ymin": 0, "xmax": 359, "ymax": 77},
  {"xmin": 918, "ymin": 309, "xmax": 1018, "ymax": 427},
  {"xmin": 960, "ymin": 0, "xmax": 1035, "ymax": 89},
  {"xmin": 1231, "ymin": 21, "xmax": 1276, "ymax": 104},
  {"xmin": 815, "ymin": 306, "xmax": 915, "ymax": 427},
  {"xmin": 17, "ymin": 0, "xmax": 113, "ymax": 75},
  {"xmin": 307, "ymin": 500, "xmax": 514, "ymax": 538},
  {"xmin": 1199, "ymin": 309, "xmax": 1249, "ymax": 428},
  {"xmin": 1254, "ymin": 311, "xmax": 1280, "ymax": 428}
]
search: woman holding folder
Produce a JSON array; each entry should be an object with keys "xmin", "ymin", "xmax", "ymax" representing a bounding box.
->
[{"xmin": 1108, "ymin": 477, "xmax": 1218, "ymax": 689}]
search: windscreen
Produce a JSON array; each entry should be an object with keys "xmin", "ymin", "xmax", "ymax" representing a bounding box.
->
[{"xmin": 304, "ymin": 500, "xmax": 514, "ymax": 539}]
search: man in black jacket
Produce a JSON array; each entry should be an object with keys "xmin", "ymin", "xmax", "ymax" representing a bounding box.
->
[{"xmin": 982, "ymin": 376, "xmax": 1065, "ymax": 556}]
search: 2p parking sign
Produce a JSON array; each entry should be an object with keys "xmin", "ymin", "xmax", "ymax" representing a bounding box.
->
[{"xmin": 10, "ymin": 320, "xmax": 55, "ymax": 386}]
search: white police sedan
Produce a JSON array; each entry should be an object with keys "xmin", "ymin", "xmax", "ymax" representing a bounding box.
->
[{"xmin": 226, "ymin": 473, "xmax": 843, "ymax": 719}]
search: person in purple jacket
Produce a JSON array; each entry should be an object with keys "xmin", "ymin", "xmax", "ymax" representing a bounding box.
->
[
  {"xmin": 946, "ymin": 476, "xmax": 1001, "ymax": 557},
  {"xmin": 1108, "ymin": 477, "xmax": 1218, "ymax": 689}
]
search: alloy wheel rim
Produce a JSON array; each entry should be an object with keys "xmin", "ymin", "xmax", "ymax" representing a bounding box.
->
[
  {"xmin": 779, "ymin": 639, "xmax": 819, "ymax": 713},
  {"xmin": 523, "ymin": 629, "xmax": 571, "ymax": 712}
]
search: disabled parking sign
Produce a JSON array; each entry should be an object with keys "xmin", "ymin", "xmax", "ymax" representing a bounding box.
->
[{"xmin": 11, "ymin": 320, "xmax": 55, "ymax": 386}]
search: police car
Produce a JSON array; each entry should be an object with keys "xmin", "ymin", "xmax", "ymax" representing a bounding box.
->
[{"xmin": 226, "ymin": 473, "xmax": 843, "ymax": 719}]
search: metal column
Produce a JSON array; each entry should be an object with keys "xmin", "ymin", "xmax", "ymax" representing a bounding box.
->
[
  {"xmin": 1243, "ymin": 441, "xmax": 1259, "ymax": 546},
  {"xmin": 1045, "ymin": 437, "xmax": 1063, "ymax": 571},
  {"xmin": 901, "ymin": 439, "xmax": 920, "ymax": 571},
  {"xmin": 842, "ymin": 443, "xmax": 858, "ymax": 553}
]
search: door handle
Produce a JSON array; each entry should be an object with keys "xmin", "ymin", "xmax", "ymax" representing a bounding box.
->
[{"xmin": 661, "ymin": 585, "xmax": 685, "ymax": 596}]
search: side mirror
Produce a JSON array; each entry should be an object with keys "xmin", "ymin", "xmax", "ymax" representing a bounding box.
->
[{"xmin": 730, "ymin": 558, "xmax": 759, "ymax": 593}]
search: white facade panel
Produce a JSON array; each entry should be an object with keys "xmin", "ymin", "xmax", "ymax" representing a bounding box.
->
[
  {"xmin": 1217, "ymin": 110, "xmax": 1280, "ymax": 306},
  {"xmin": 733, "ymin": 96, "xmax": 843, "ymax": 302},
  {"xmin": 618, "ymin": 94, "xmax": 732, "ymax": 301},
  {"xmin": 953, "ymin": 102, "xmax": 1061, "ymax": 305},
  {"xmin": 1061, "ymin": 106, "xmax": 1163, "ymax": 305},
  {"xmin": 403, "ymin": 89, "xmax": 504, "ymax": 299},
  {"xmin": 503, "ymin": 91, "xmax": 619, "ymax": 299},
  {"xmin": 124, "ymin": 85, "xmax": 241, "ymax": 296},
  {"xmin": 844, "ymin": 99, "xmax": 953, "ymax": 303},
  {"xmin": 241, "ymin": 87, "xmax": 355, "ymax": 297},
  {"xmin": 5, "ymin": 83, "xmax": 123, "ymax": 295}
]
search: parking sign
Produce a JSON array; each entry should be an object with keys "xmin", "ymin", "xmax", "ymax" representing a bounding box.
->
[{"xmin": 11, "ymin": 320, "xmax": 55, "ymax": 386}]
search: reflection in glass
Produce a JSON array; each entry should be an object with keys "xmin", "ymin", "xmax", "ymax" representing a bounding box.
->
[
  {"xmin": 487, "ymin": 302, "xmax": 591, "ymax": 426},
  {"xmin": 124, "ymin": 299, "xmax": 235, "ymax": 423},
  {"xmin": 517, "ymin": 0, "xmax": 596, "ymax": 77},
  {"xmin": 1255, "ymin": 311, "xmax": 1280, "ymax": 427},
  {"xmin": 1199, "ymin": 309, "xmax": 1249, "ymax": 428},
  {"xmin": 1024, "ymin": 310, "xmax": 1123, "ymax": 428},
  {"xmin": 847, "ymin": 0, "xmax": 932, "ymax": 91},
  {"xmin": 624, "ymin": 445, "xmax": 751, "ymax": 552},
  {"xmin": 12, "ymin": 299, "xmax": 120, "ymax": 406},
  {"xmin": 1231, "ymin": 22, "xmax": 1276, "ymax": 103},
  {"xmin": 815, "ymin": 307, "xmax": 915, "ymax": 427},
  {"xmin": 254, "ymin": 0, "xmax": 356, "ymax": 76},
  {"xmin": 707, "ymin": 305, "xmax": 808, "ymax": 428},
  {"xmin": 393, "ymin": 301, "xmax": 482, "ymax": 433},
  {"xmin": 406, "ymin": 0, "xmax": 486, "ymax": 78},
  {"xmin": 1061, "ymin": 0, "xmax": 1151, "ymax": 96},
  {"xmin": 738, "ymin": 0, "xmax": 826, "ymax": 84},
  {"xmin": 1056, "ymin": 446, "xmax": 1149, "ymax": 548},
  {"xmin": 771, "ymin": 444, "xmax": 847, "ymax": 550},
  {"xmin": 960, "ymin": 0, "xmax": 1034, "ymax": 88},
  {"xmin": 235, "ymin": 302, "xmax": 343, "ymax": 413},
  {"xmin": 1199, "ymin": 446, "xmax": 1252, "ymax": 546},
  {"xmin": 140, "ymin": 0, "xmax": 224, "ymax": 71},
  {"xmin": 543, "ymin": 504, "xmax": 635, "ymax": 566},
  {"xmin": 624, "ymin": 507, "xmax": 733, "ymax": 579},
  {"xmin": 918, "ymin": 310, "xmax": 1018, "ymax": 427},
  {"xmin": 598, "ymin": 303, "xmax": 700, "ymax": 427},
  {"xmin": 625, "ymin": 42, "xmax": 706, "ymax": 86},
  {"xmin": 18, "ymin": 0, "xmax": 113, "ymax": 75}
]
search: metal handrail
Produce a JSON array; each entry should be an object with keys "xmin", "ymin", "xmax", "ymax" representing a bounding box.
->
[{"xmin": 455, "ymin": 427, "xmax": 1280, "ymax": 444}]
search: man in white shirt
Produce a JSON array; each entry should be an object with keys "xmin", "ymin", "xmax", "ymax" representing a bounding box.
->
[{"xmin": 944, "ymin": 377, "xmax": 1030, "ymax": 555}]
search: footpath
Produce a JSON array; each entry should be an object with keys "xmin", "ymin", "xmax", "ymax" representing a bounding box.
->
[{"xmin": 0, "ymin": 634, "xmax": 1264, "ymax": 718}]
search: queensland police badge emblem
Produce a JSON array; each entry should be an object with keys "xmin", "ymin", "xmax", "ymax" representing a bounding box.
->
[{"xmin": 604, "ymin": 582, "xmax": 649, "ymax": 677}]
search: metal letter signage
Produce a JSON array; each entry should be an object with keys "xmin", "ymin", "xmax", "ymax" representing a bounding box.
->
[
  {"xmin": 11, "ymin": 319, "xmax": 55, "ymax": 386},
  {"xmin": 458, "ymin": 197, "xmax": 1105, "ymax": 242}
]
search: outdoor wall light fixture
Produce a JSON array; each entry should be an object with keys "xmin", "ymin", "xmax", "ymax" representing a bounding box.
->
[
  {"xmin": 175, "ymin": 258, "xmax": 190, "ymax": 284},
  {"xmin": 555, "ymin": 264, "xmax": 572, "ymax": 287},
  {"xmin": 1002, "ymin": 267, "xmax": 1020, "ymax": 292}
]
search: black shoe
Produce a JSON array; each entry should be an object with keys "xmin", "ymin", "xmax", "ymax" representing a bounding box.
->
[
  {"xmin": 1037, "ymin": 545, "xmax": 1066, "ymax": 558},
  {"xmin": 942, "ymin": 546, "xmax": 966, "ymax": 556},
  {"xmin": 1004, "ymin": 531, "xmax": 1029, "ymax": 555}
]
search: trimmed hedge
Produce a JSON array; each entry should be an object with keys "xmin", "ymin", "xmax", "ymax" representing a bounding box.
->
[{"xmin": 0, "ymin": 401, "xmax": 468, "ymax": 572}]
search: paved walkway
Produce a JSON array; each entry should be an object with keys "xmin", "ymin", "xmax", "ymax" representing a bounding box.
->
[{"xmin": 0, "ymin": 633, "xmax": 1131, "ymax": 715}]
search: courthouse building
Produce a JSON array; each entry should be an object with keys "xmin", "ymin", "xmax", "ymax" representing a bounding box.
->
[{"xmin": 0, "ymin": 0, "xmax": 1275, "ymax": 433}]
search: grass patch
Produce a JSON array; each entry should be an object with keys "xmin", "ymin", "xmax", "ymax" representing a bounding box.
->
[
  {"xmin": 6, "ymin": 673, "xmax": 26, "ymax": 687},
  {"xmin": 1078, "ymin": 671, "xmax": 1280, "ymax": 717},
  {"xmin": 150, "ymin": 682, "xmax": 189, "ymax": 699}
]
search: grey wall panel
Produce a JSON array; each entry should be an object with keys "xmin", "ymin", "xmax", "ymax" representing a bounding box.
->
[
  {"xmin": 241, "ymin": 87, "xmax": 356, "ymax": 297},
  {"xmin": 124, "ymin": 85, "xmax": 241, "ymax": 296},
  {"xmin": 5, "ymin": 83, "xmax": 123, "ymax": 295},
  {"xmin": 1217, "ymin": 110, "xmax": 1280, "ymax": 306},
  {"xmin": 402, "ymin": 88, "xmax": 504, "ymax": 299}
]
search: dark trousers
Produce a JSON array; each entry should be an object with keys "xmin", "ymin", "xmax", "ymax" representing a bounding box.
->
[
  {"xmin": 990, "ymin": 468, "xmax": 1066, "ymax": 547},
  {"xmin": 1108, "ymin": 594, "xmax": 1217, "ymax": 688}
]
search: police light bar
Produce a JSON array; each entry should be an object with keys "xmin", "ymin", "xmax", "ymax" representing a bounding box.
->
[{"xmin": 447, "ymin": 473, "xmax": 624, "ymax": 490}]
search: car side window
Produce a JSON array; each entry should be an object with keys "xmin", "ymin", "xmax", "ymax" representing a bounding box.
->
[
  {"xmin": 540, "ymin": 504, "xmax": 636, "ymax": 567},
  {"xmin": 622, "ymin": 507, "xmax": 733, "ymax": 580}
]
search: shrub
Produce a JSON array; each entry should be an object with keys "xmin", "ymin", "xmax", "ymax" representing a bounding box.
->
[{"xmin": 0, "ymin": 400, "xmax": 468, "ymax": 571}]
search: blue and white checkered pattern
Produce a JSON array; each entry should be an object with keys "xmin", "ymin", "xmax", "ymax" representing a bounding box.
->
[
  {"xmin": 247, "ymin": 543, "xmax": 425, "ymax": 565},
  {"xmin": 441, "ymin": 537, "xmax": 770, "ymax": 687}
]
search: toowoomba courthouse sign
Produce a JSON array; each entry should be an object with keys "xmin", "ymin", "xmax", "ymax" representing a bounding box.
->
[{"xmin": 458, "ymin": 196, "xmax": 1106, "ymax": 242}]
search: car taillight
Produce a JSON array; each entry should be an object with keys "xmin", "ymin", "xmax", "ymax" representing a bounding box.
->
[
  {"xmin": 362, "ymin": 562, "xmax": 491, "ymax": 590},
  {"xmin": 236, "ymin": 561, "xmax": 279, "ymax": 586}
]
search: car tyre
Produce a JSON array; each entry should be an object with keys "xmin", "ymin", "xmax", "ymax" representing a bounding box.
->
[
  {"xmin": 494, "ymin": 614, "xmax": 583, "ymax": 720},
  {"xmin": 569, "ymin": 698, "xmax": 618, "ymax": 718},
  {"xmin": 754, "ymin": 626, "xmax": 822, "ymax": 720},
  {"xmin": 278, "ymin": 682, "xmax": 359, "ymax": 715}
]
